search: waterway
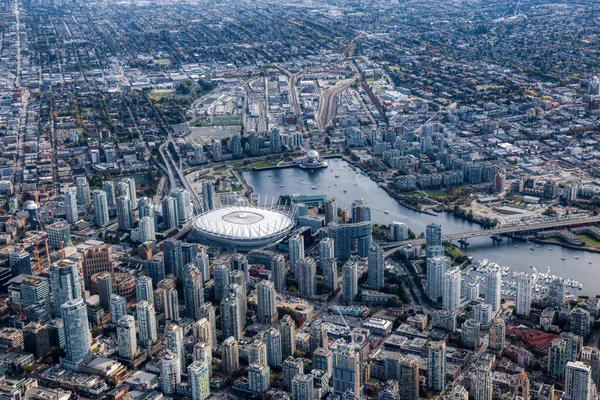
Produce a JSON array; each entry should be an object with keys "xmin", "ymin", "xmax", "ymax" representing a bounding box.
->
[{"xmin": 241, "ymin": 158, "xmax": 600, "ymax": 296}]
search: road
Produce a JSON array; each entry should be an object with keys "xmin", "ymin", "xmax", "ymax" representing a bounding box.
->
[
  {"xmin": 161, "ymin": 135, "xmax": 203, "ymax": 213},
  {"xmin": 381, "ymin": 216, "xmax": 600, "ymax": 257},
  {"xmin": 316, "ymin": 77, "xmax": 356, "ymax": 131}
]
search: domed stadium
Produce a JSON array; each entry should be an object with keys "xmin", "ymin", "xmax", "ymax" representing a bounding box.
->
[{"xmin": 190, "ymin": 206, "xmax": 295, "ymax": 250}]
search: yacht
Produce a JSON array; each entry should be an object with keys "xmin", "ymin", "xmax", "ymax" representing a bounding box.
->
[
  {"xmin": 268, "ymin": 174, "xmax": 271, "ymax": 177},
  {"xmin": 335, "ymin": 175, "xmax": 340, "ymax": 178},
  {"xmin": 279, "ymin": 185, "xmax": 284, "ymax": 187},
  {"xmin": 311, "ymin": 186, "xmax": 317, "ymax": 190},
  {"xmin": 343, "ymin": 189, "xmax": 347, "ymax": 193},
  {"xmin": 561, "ymin": 257, "xmax": 566, "ymax": 260},
  {"xmin": 575, "ymin": 256, "xmax": 579, "ymax": 260},
  {"xmin": 530, "ymin": 247, "xmax": 535, "ymax": 250},
  {"xmin": 384, "ymin": 211, "xmax": 389, "ymax": 214},
  {"xmin": 514, "ymin": 245, "xmax": 518, "ymax": 248}
]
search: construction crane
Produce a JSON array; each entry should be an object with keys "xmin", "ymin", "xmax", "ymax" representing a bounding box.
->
[
  {"xmin": 6, "ymin": 299, "xmax": 25, "ymax": 329},
  {"xmin": 335, "ymin": 306, "xmax": 355, "ymax": 344}
]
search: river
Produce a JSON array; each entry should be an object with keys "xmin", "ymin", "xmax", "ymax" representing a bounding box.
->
[{"xmin": 240, "ymin": 158, "xmax": 600, "ymax": 296}]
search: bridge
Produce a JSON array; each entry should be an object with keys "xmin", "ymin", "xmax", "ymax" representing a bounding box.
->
[{"xmin": 381, "ymin": 216, "xmax": 600, "ymax": 258}]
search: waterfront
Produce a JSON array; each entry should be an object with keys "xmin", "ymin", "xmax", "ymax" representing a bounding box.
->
[{"xmin": 241, "ymin": 158, "xmax": 600, "ymax": 296}]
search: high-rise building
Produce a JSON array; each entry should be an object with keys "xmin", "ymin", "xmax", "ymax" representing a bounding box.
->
[
  {"xmin": 46, "ymin": 221, "xmax": 72, "ymax": 248},
  {"xmin": 193, "ymin": 342, "xmax": 212, "ymax": 378},
  {"xmin": 516, "ymin": 272, "xmax": 533, "ymax": 317},
  {"xmin": 199, "ymin": 303, "xmax": 217, "ymax": 349},
  {"xmin": 8, "ymin": 275, "xmax": 51, "ymax": 311},
  {"xmin": 484, "ymin": 265, "xmax": 502, "ymax": 315},
  {"xmin": 194, "ymin": 252, "xmax": 210, "ymax": 283},
  {"xmin": 117, "ymin": 315, "xmax": 137, "ymax": 360},
  {"xmin": 257, "ymin": 280, "xmax": 277, "ymax": 324},
  {"xmin": 102, "ymin": 181, "xmax": 116, "ymax": 207},
  {"xmin": 514, "ymin": 371, "xmax": 530, "ymax": 400},
  {"xmin": 82, "ymin": 246, "xmax": 113, "ymax": 288},
  {"xmin": 159, "ymin": 286, "xmax": 179, "ymax": 322},
  {"xmin": 248, "ymin": 363, "xmax": 271, "ymax": 393},
  {"xmin": 213, "ymin": 263, "xmax": 230, "ymax": 301},
  {"xmin": 201, "ymin": 181, "xmax": 215, "ymax": 212},
  {"xmin": 110, "ymin": 294, "xmax": 126, "ymax": 324},
  {"xmin": 9, "ymin": 250, "xmax": 31, "ymax": 276},
  {"xmin": 489, "ymin": 317, "xmax": 506, "ymax": 354},
  {"xmin": 161, "ymin": 196, "xmax": 179, "ymax": 231},
  {"xmin": 49, "ymin": 259, "xmax": 83, "ymax": 311},
  {"xmin": 289, "ymin": 231, "xmax": 305, "ymax": 276},
  {"xmin": 95, "ymin": 272, "xmax": 112, "ymax": 310},
  {"xmin": 461, "ymin": 319, "xmax": 481, "ymax": 350},
  {"xmin": 325, "ymin": 197, "xmax": 338, "ymax": 225},
  {"xmin": 443, "ymin": 268, "xmax": 461, "ymax": 311},
  {"xmin": 229, "ymin": 134, "xmax": 243, "ymax": 157},
  {"xmin": 292, "ymin": 374, "xmax": 314, "ymax": 400},
  {"xmin": 270, "ymin": 127, "xmax": 281, "ymax": 153},
  {"xmin": 320, "ymin": 238, "xmax": 335, "ymax": 268},
  {"xmin": 135, "ymin": 275, "xmax": 153, "ymax": 303},
  {"xmin": 427, "ymin": 256, "xmax": 451, "ymax": 302},
  {"xmin": 425, "ymin": 223, "xmax": 442, "ymax": 249},
  {"xmin": 351, "ymin": 199, "xmax": 371, "ymax": 223},
  {"xmin": 220, "ymin": 286, "xmax": 243, "ymax": 340},
  {"xmin": 147, "ymin": 256, "xmax": 165, "ymax": 286},
  {"xmin": 271, "ymin": 254, "xmax": 287, "ymax": 293},
  {"xmin": 297, "ymin": 257, "xmax": 316, "ymax": 299},
  {"xmin": 367, "ymin": 244, "xmax": 384, "ymax": 290},
  {"xmin": 310, "ymin": 320, "xmax": 328, "ymax": 352},
  {"xmin": 117, "ymin": 195, "xmax": 133, "ymax": 230},
  {"xmin": 333, "ymin": 343, "xmax": 361, "ymax": 396},
  {"xmin": 323, "ymin": 257, "xmax": 338, "ymax": 291},
  {"xmin": 23, "ymin": 322, "xmax": 51, "ymax": 360},
  {"xmin": 248, "ymin": 340, "xmax": 267, "ymax": 366},
  {"xmin": 160, "ymin": 351, "xmax": 181, "ymax": 395},
  {"xmin": 231, "ymin": 253, "xmax": 249, "ymax": 282},
  {"xmin": 449, "ymin": 385, "xmax": 469, "ymax": 400},
  {"xmin": 427, "ymin": 341, "xmax": 446, "ymax": 394},
  {"xmin": 549, "ymin": 333, "xmax": 581, "ymax": 380},
  {"xmin": 571, "ymin": 308, "xmax": 591, "ymax": 339},
  {"xmin": 548, "ymin": 278, "xmax": 566, "ymax": 308},
  {"xmin": 170, "ymin": 189, "xmax": 194, "ymax": 225},
  {"xmin": 193, "ymin": 318, "xmax": 213, "ymax": 350},
  {"xmin": 163, "ymin": 239, "xmax": 184, "ymax": 278},
  {"xmin": 75, "ymin": 176, "xmax": 91, "ymax": 207},
  {"xmin": 60, "ymin": 298, "xmax": 91, "ymax": 370},
  {"xmin": 342, "ymin": 260, "xmax": 358, "ymax": 303},
  {"xmin": 64, "ymin": 190, "xmax": 78, "ymax": 224},
  {"xmin": 280, "ymin": 315, "xmax": 296, "ymax": 359},
  {"xmin": 136, "ymin": 300, "xmax": 158, "ymax": 347},
  {"xmin": 283, "ymin": 356, "xmax": 303, "ymax": 389},
  {"xmin": 475, "ymin": 362, "xmax": 493, "ymax": 400},
  {"xmin": 582, "ymin": 347, "xmax": 600, "ymax": 392},
  {"xmin": 139, "ymin": 216, "xmax": 156, "ymax": 243},
  {"xmin": 388, "ymin": 221, "xmax": 409, "ymax": 241},
  {"xmin": 564, "ymin": 361, "xmax": 594, "ymax": 400},
  {"xmin": 264, "ymin": 328, "xmax": 283, "ymax": 367},
  {"xmin": 184, "ymin": 264, "xmax": 204, "ymax": 320},
  {"xmin": 92, "ymin": 190, "xmax": 109, "ymax": 227},
  {"xmin": 164, "ymin": 323, "xmax": 185, "ymax": 371},
  {"xmin": 222, "ymin": 336, "xmax": 239, "ymax": 374},
  {"xmin": 188, "ymin": 361, "xmax": 210, "ymax": 400},
  {"xmin": 313, "ymin": 347, "xmax": 333, "ymax": 375}
]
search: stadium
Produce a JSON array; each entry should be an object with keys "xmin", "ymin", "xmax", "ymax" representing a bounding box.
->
[{"xmin": 190, "ymin": 205, "xmax": 295, "ymax": 250}]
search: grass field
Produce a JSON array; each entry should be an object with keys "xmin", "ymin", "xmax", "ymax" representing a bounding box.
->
[
  {"xmin": 154, "ymin": 58, "xmax": 172, "ymax": 66},
  {"xmin": 578, "ymin": 234, "xmax": 600, "ymax": 250},
  {"xmin": 250, "ymin": 161, "xmax": 275, "ymax": 169},
  {"xmin": 212, "ymin": 115, "xmax": 242, "ymax": 126},
  {"xmin": 148, "ymin": 89, "xmax": 174, "ymax": 101}
]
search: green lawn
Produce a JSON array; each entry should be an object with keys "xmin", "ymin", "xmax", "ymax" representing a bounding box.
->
[
  {"xmin": 578, "ymin": 234, "xmax": 600, "ymax": 250},
  {"xmin": 212, "ymin": 115, "xmax": 242, "ymax": 126},
  {"xmin": 250, "ymin": 161, "xmax": 275, "ymax": 169}
]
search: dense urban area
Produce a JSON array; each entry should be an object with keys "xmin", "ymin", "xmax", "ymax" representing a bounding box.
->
[{"xmin": 2, "ymin": 0, "xmax": 600, "ymax": 399}]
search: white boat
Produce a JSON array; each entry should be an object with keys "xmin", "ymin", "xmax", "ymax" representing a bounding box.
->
[
  {"xmin": 311, "ymin": 186, "xmax": 317, "ymax": 190},
  {"xmin": 530, "ymin": 247, "xmax": 535, "ymax": 250},
  {"xmin": 561, "ymin": 257, "xmax": 566, "ymax": 260},
  {"xmin": 384, "ymin": 211, "xmax": 389, "ymax": 214},
  {"xmin": 514, "ymin": 245, "xmax": 518, "ymax": 248},
  {"xmin": 575, "ymin": 256, "xmax": 579, "ymax": 260},
  {"xmin": 279, "ymin": 185, "xmax": 284, "ymax": 187},
  {"xmin": 343, "ymin": 189, "xmax": 347, "ymax": 193},
  {"xmin": 268, "ymin": 174, "xmax": 271, "ymax": 177},
  {"xmin": 335, "ymin": 175, "xmax": 340, "ymax": 178}
]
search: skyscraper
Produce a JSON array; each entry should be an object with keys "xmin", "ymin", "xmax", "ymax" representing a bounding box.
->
[
  {"xmin": 248, "ymin": 363, "xmax": 271, "ymax": 393},
  {"xmin": 282, "ymin": 356, "xmax": 303, "ymax": 389},
  {"xmin": 135, "ymin": 275, "xmax": 153, "ymax": 303},
  {"xmin": 320, "ymin": 238, "xmax": 335, "ymax": 268},
  {"xmin": 461, "ymin": 319, "xmax": 482, "ymax": 350},
  {"xmin": 548, "ymin": 278, "xmax": 566, "ymax": 309},
  {"xmin": 325, "ymin": 198, "xmax": 337, "ymax": 225},
  {"xmin": 75, "ymin": 176, "xmax": 91, "ymax": 207},
  {"xmin": 201, "ymin": 181, "xmax": 215, "ymax": 212},
  {"xmin": 164, "ymin": 323, "xmax": 185, "ymax": 371},
  {"xmin": 147, "ymin": 256, "xmax": 165, "ymax": 286},
  {"xmin": 64, "ymin": 190, "xmax": 78, "ymax": 224},
  {"xmin": 9, "ymin": 250, "xmax": 31, "ymax": 276},
  {"xmin": 475, "ymin": 362, "xmax": 493, "ymax": 400},
  {"xmin": 194, "ymin": 252, "xmax": 210, "ymax": 283},
  {"xmin": 222, "ymin": 336, "xmax": 239, "ymax": 374},
  {"xmin": 139, "ymin": 216, "xmax": 156, "ymax": 242},
  {"xmin": 170, "ymin": 189, "xmax": 193, "ymax": 225},
  {"xmin": 484, "ymin": 265, "xmax": 502, "ymax": 315},
  {"xmin": 489, "ymin": 317, "xmax": 505, "ymax": 354},
  {"xmin": 117, "ymin": 315, "xmax": 137, "ymax": 360},
  {"xmin": 92, "ymin": 190, "xmax": 109, "ymax": 227},
  {"xmin": 136, "ymin": 300, "xmax": 158, "ymax": 347},
  {"xmin": 571, "ymin": 308, "xmax": 592, "ymax": 339},
  {"xmin": 102, "ymin": 181, "xmax": 116, "ymax": 207},
  {"xmin": 296, "ymin": 257, "xmax": 316, "ymax": 299},
  {"xmin": 564, "ymin": 362, "xmax": 594, "ymax": 400},
  {"xmin": 264, "ymin": 328, "xmax": 283, "ymax": 367},
  {"xmin": 270, "ymin": 127, "xmax": 281, "ymax": 153},
  {"xmin": 231, "ymin": 253, "xmax": 249, "ymax": 282},
  {"xmin": 289, "ymin": 231, "xmax": 305, "ymax": 276},
  {"xmin": 398, "ymin": 356, "xmax": 419, "ymax": 400},
  {"xmin": 213, "ymin": 263, "xmax": 230, "ymax": 301},
  {"xmin": 443, "ymin": 268, "xmax": 461, "ymax": 311},
  {"xmin": 323, "ymin": 257, "xmax": 338, "ymax": 291},
  {"xmin": 110, "ymin": 294, "xmax": 126, "ymax": 324},
  {"xmin": 292, "ymin": 374, "xmax": 314, "ymax": 400},
  {"xmin": 220, "ymin": 286, "xmax": 244, "ymax": 340},
  {"xmin": 163, "ymin": 239, "xmax": 184, "ymax": 277},
  {"xmin": 516, "ymin": 272, "xmax": 533, "ymax": 317},
  {"xmin": 426, "ymin": 223, "xmax": 442, "ymax": 248},
  {"xmin": 120, "ymin": 178, "xmax": 137, "ymax": 209},
  {"xmin": 427, "ymin": 256, "xmax": 451, "ymax": 303},
  {"xmin": 427, "ymin": 341, "xmax": 446, "ymax": 394},
  {"xmin": 49, "ymin": 259, "xmax": 84, "ymax": 311},
  {"xmin": 351, "ymin": 199, "xmax": 371, "ymax": 223},
  {"xmin": 248, "ymin": 340, "xmax": 267, "ymax": 366},
  {"xmin": 367, "ymin": 244, "xmax": 384, "ymax": 290},
  {"xmin": 117, "ymin": 195, "xmax": 133, "ymax": 230},
  {"xmin": 514, "ymin": 371, "xmax": 530, "ymax": 400},
  {"xmin": 82, "ymin": 245, "xmax": 113, "ymax": 287},
  {"xmin": 199, "ymin": 303, "xmax": 217, "ymax": 349},
  {"xmin": 271, "ymin": 254, "xmax": 287, "ymax": 293},
  {"xmin": 160, "ymin": 351, "xmax": 181, "ymax": 395},
  {"xmin": 60, "ymin": 298, "xmax": 91, "ymax": 370},
  {"xmin": 309, "ymin": 320, "xmax": 328, "ymax": 352},
  {"xmin": 188, "ymin": 361, "xmax": 210, "ymax": 400},
  {"xmin": 184, "ymin": 264, "xmax": 204, "ymax": 319},
  {"xmin": 342, "ymin": 260, "xmax": 358, "ymax": 303},
  {"xmin": 257, "ymin": 280, "xmax": 277, "ymax": 324},
  {"xmin": 280, "ymin": 315, "xmax": 296, "ymax": 359},
  {"xmin": 193, "ymin": 342, "xmax": 212, "ymax": 377},
  {"xmin": 193, "ymin": 318, "xmax": 213, "ymax": 350},
  {"xmin": 333, "ymin": 343, "xmax": 361, "ymax": 396},
  {"xmin": 161, "ymin": 196, "xmax": 179, "ymax": 231}
]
